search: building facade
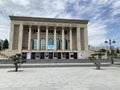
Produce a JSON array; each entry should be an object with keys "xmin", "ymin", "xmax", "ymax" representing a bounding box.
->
[
  {"xmin": 0, "ymin": 39, "xmax": 4, "ymax": 50},
  {"xmin": 9, "ymin": 16, "xmax": 89, "ymax": 59}
]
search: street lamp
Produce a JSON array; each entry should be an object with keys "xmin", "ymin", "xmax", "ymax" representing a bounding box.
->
[{"xmin": 105, "ymin": 39, "xmax": 116, "ymax": 64}]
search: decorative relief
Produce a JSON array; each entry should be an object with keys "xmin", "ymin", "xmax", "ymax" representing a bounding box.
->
[{"xmin": 23, "ymin": 21, "xmax": 79, "ymax": 27}]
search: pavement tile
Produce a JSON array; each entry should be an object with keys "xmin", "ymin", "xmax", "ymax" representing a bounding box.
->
[{"xmin": 0, "ymin": 66, "xmax": 120, "ymax": 90}]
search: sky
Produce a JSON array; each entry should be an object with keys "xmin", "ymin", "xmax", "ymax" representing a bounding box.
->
[{"xmin": 0, "ymin": 0, "xmax": 120, "ymax": 47}]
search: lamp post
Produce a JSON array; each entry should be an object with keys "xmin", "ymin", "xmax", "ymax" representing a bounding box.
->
[{"xmin": 105, "ymin": 39, "xmax": 116, "ymax": 64}]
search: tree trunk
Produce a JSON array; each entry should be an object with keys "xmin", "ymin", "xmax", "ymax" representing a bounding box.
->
[
  {"xmin": 97, "ymin": 62, "xmax": 100, "ymax": 70},
  {"xmin": 111, "ymin": 57, "xmax": 114, "ymax": 64},
  {"xmin": 15, "ymin": 63, "xmax": 18, "ymax": 72},
  {"xmin": 96, "ymin": 60, "xmax": 100, "ymax": 70}
]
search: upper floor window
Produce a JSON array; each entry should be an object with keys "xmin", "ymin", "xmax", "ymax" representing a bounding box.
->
[
  {"xmin": 56, "ymin": 39, "xmax": 60, "ymax": 49},
  {"xmin": 49, "ymin": 30, "xmax": 53, "ymax": 34},
  {"xmin": 33, "ymin": 30, "xmax": 38, "ymax": 34},
  {"xmin": 64, "ymin": 39, "xmax": 68, "ymax": 50},
  {"xmin": 56, "ymin": 30, "xmax": 60, "ymax": 35},
  {"xmin": 41, "ymin": 30, "xmax": 46, "ymax": 34},
  {"xmin": 40, "ymin": 39, "xmax": 46, "ymax": 50},
  {"xmin": 65, "ymin": 31, "xmax": 68, "ymax": 35},
  {"xmin": 48, "ymin": 38, "xmax": 53, "ymax": 45},
  {"xmin": 33, "ymin": 39, "xmax": 37, "ymax": 50}
]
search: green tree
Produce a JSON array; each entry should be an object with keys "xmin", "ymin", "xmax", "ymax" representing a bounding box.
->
[
  {"xmin": 9, "ymin": 54, "xmax": 26, "ymax": 72},
  {"xmin": 98, "ymin": 48, "xmax": 106, "ymax": 53},
  {"xmin": 0, "ymin": 45, "xmax": 1, "ymax": 50},
  {"xmin": 89, "ymin": 50, "xmax": 105, "ymax": 70},
  {"xmin": 116, "ymin": 48, "xmax": 120, "ymax": 53},
  {"xmin": 3, "ymin": 39, "xmax": 9, "ymax": 49}
]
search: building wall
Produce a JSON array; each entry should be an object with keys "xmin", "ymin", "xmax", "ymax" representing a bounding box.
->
[
  {"xmin": 72, "ymin": 28, "xmax": 77, "ymax": 50},
  {"xmin": 9, "ymin": 16, "xmax": 89, "ymax": 59},
  {"xmin": 12, "ymin": 25, "xmax": 19, "ymax": 50},
  {"xmin": 0, "ymin": 39, "xmax": 4, "ymax": 50},
  {"xmin": 22, "ymin": 25, "xmax": 29, "ymax": 50}
]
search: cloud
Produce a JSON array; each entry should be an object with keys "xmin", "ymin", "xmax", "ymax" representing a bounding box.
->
[
  {"xmin": 112, "ymin": 0, "xmax": 120, "ymax": 9},
  {"xmin": 111, "ymin": 1, "xmax": 120, "ymax": 18},
  {"xmin": 11, "ymin": 0, "xmax": 30, "ymax": 6},
  {"xmin": 0, "ymin": 0, "xmax": 119, "ymax": 47},
  {"xmin": 88, "ymin": 21, "xmax": 108, "ymax": 46},
  {"xmin": 105, "ymin": 0, "xmax": 120, "ymax": 24}
]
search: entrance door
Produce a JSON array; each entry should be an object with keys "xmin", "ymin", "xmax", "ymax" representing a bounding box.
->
[
  {"xmin": 49, "ymin": 52, "xmax": 53, "ymax": 59},
  {"xmin": 66, "ymin": 53, "xmax": 69, "ymax": 59},
  {"xmin": 31, "ymin": 53, "xmax": 35, "ymax": 59},
  {"xmin": 40, "ymin": 52, "xmax": 44, "ymax": 59},
  {"xmin": 74, "ymin": 53, "xmax": 77, "ymax": 59},
  {"xmin": 58, "ymin": 52, "xmax": 61, "ymax": 59}
]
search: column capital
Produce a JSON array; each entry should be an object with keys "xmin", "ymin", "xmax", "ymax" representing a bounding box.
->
[
  {"xmin": 62, "ymin": 27, "xmax": 64, "ymax": 29},
  {"xmin": 37, "ymin": 25, "xmax": 40, "ymax": 28},
  {"xmin": 46, "ymin": 26, "xmax": 49, "ymax": 29},
  {"xmin": 69, "ymin": 27, "xmax": 72, "ymax": 30},
  {"xmin": 54, "ymin": 26, "xmax": 57, "ymax": 29},
  {"xmin": 29, "ymin": 25, "xmax": 32, "ymax": 28}
]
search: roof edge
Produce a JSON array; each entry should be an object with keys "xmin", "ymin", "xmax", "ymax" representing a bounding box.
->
[{"xmin": 9, "ymin": 16, "xmax": 89, "ymax": 24}]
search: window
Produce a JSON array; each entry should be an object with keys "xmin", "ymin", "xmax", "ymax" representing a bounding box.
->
[
  {"xmin": 48, "ymin": 30, "xmax": 53, "ymax": 34},
  {"xmin": 65, "ymin": 31, "xmax": 68, "ymax": 35},
  {"xmin": 33, "ymin": 30, "xmax": 38, "ymax": 34},
  {"xmin": 56, "ymin": 39, "xmax": 60, "ymax": 49},
  {"xmin": 40, "ymin": 39, "xmax": 46, "ymax": 50},
  {"xmin": 33, "ymin": 39, "xmax": 37, "ymax": 50},
  {"xmin": 48, "ymin": 39, "xmax": 54, "ymax": 49},
  {"xmin": 48, "ymin": 38, "xmax": 53, "ymax": 45},
  {"xmin": 54, "ymin": 53, "xmax": 58, "ymax": 57},
  {"xmin": 64, "ymin": 39, "xmax": 67, "ymax": 49},
  {"xmin": 41, "ymin": 30, "xmax": 46, "ymax": 34},
  {"xmin": 56, "ymin": 30, "xmax": 60, "ymax": 35}
]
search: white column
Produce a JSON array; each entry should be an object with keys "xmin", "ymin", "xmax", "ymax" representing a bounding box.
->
[
  {"xmin": 77, "ymin": 27, "xmax": 81, "ymax": 51},
  {"xmin": 9, "ymin": 22, "xmax": 14, "ymax": 50},
  {"xmin": 37, "ymin": 26, "xmax": 40, "ymax": 50},
  {"xmin": 70, "ymin": 27, "xmax": 72, "ymax": 51},
  {"xmin": 28, "ymin": 25, "xmax": 32, "ymax": 51},
  {"xmin": 46, "ymin": 26, "xmax": 48, "ymax": 50},
  {"xmin": 18, "ymin": 23, "xmax": 23, "ymax": 52},
  {"xmin": 54, "ymin": 27, "xmax": 56, "ymax": 50},
  {"xmin": 84, "ymin": 26, "xmax": 88, "ymax": 50},
  {"xmin": 62, "ymin": 27, "xmax": 64, "ymax": 50}
]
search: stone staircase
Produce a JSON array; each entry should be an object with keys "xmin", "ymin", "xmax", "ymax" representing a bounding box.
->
[
  {"xmin": 0, "ymin": 52, "xmax": 9, "ymax": 59},
  {"xmin": 0, "ymin": 49, "xmax": 18, "ymax": 60}
]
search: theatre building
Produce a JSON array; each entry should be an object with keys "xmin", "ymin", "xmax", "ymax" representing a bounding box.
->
[{"xmin": 9, "ymin": 16, "xmax": 89, "ymax": 59}]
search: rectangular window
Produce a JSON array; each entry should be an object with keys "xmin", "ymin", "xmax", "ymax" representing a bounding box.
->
[
  {"xmin": 54, "ymin": 53, "xmax": 58, "ymax": 57},
  {"xmin": 65, "ymin": 31, "xmax": 68, "ymax": 35},
  {"xmin": 33, "ymin": 30, "xmax": 38, "ymax": 34},
  {"xmin": 56, "ymin": 30, "xmax": 60, "ymax": 35},
  {"xmin": 41, "ymin": 30, "xmax": 46, "ymax": 34},
  {"xmin": 48, "ymin": 30, "xmax": 53, "ymax": 34},
  {"xmin": 33, "ymin": 39, "xmax": 37, "ymax": 50}
]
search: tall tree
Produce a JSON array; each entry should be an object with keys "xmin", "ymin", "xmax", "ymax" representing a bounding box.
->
[
  {"xmin": 0, "ymin": 45, "xmax": 1, "ymax": 50},
  {"xmin": 3, "ymin": 39, "xmax": 9, "ymax": 49},
  {"xmin": 116, "ymin": 48, "xmax": 120, "ymax": 53},
  {"xmin": 9, "ymin": 54, "xmax": 26, "ymax": 72}
]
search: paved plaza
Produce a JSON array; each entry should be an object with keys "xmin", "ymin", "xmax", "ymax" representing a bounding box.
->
[{"xmin": 0, "ymin": 65, "xmax": 120, "ymax": 90}]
